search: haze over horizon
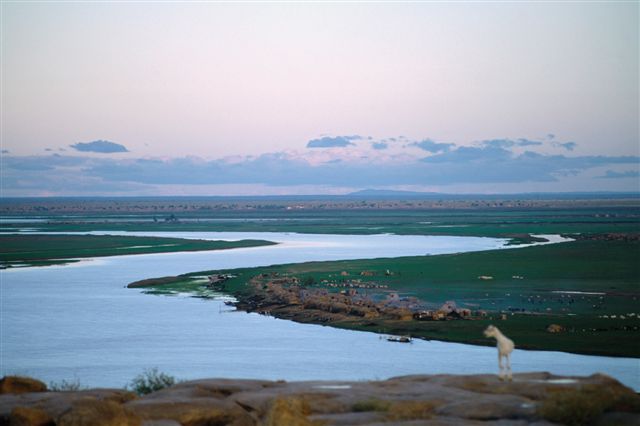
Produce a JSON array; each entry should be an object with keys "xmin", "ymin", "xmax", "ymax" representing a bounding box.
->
[{"xmin": 1, "ymin": 2, "xmax": 638, "ymax": 196}]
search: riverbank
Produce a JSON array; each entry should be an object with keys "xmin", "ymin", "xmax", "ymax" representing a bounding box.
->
[
  {"xmin": 132, "ymin": 238, "xmax": 640, "ymax": 358},
  {"xmin": 2, "ymin": 373, "xmax": 639, "ymax": 425},
  {"xmin": 0, "ymin": 234, "xmax": 276, "ymax": 268}
]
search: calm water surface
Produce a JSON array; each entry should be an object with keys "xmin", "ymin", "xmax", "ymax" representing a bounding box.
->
[{"xmin": 1, "ymin": 232, "xmax": 638, "ymax": 389}]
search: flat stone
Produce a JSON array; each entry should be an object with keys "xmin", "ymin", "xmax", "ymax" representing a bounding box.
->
[
  {"xmin": 0, "ymin": 389, "xmax": 137, "ymax": 423},
  {"xmin": 1, "ymin": 373, "xmax": 638, "ymax": 426}
]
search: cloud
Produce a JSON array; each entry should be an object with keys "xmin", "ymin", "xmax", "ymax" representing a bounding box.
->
[
  {"xmin": 2, "ymin": 154, "xmax": 90, "ymax": 171},
  {"xmin": 3, "ymin": 137, "xmax": 639, "ymax": 195},
  {"xmin": 70, "ymin": 140, "xmax": 129, "ymax": 153},
  {"xmin": 554, "ymin": 141, "xmax": 577, "ymax": 151},
  {"xmin": 596, "ymin": 170, "xmax": 640, "ymax": 179},
  {"xmin": 481, "ymin": 139, "xmax": 515, "ymax": 148},
  {"xmin": 481, "ymin": 138, "xmax": 544, "ymax": 148},
  {"xmin": 371, "ymin": 142, "xmax": 388, "ymax": 150},
  {"xmin": 517, "ymin": 138, "xmax": 543, "ymax": 147},
  {"xmin": 422, "ymin": 145, "xmax": 512, "ymax": 163},
  {"xmin": 77, "ymin": 147, "xmax": 637, "ymax": 187},
  {"xmin": 411, "ymin": 139, "xmax": 455, "ymax": 153},
  {"xmin": 1, "ymin": 150, "xmax": 9, "ymax": 154},
  {"xmin": 306, "ymin": 136, "xmax": 356, "ymax": 148}
]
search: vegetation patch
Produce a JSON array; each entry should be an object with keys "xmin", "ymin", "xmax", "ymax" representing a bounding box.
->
[
  {"xmin": 137, "ymin": 237, "xmax": 640, "ymax": 357},
  {"xmin": 49, "ymin": 379, "xmax": 84, "ymax": 392},
  {"xmin": 386, "ymin": 400, "xmax": 437, "ymax": 421},
  {"xmin": 538, "ymin": 382, "xmax": 640, "ymax": 425},
  {"xmin": 0, "ymin": 234, "xmax": 275, "ymax": 268},
  {"xmin": 265, "ymin": 396, "xmax": 313, "ymax": 426},
  {"xmin": 352, "ymin": 399, "xmax": 391, "ymax": 412},
  {"xmin": 128, "ymin": 368, "xmax": 177, "ymax": 395}
]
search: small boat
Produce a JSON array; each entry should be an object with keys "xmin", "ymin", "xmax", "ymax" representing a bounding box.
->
[{"xmin": 387, "ymin": 335, "xmax": 412, "ymax": 343}]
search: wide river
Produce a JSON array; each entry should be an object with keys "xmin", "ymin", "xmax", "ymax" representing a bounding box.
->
[{"xmin": 1, "ymin": 232, "xmax": 638, "ymax": 390}]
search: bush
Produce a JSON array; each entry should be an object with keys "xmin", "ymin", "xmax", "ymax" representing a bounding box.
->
[
  {"xmin": 49, "ymin": 379, "xmax": 83, "ymax": 391},
  {"xmin": 128, "ymin": 368, "xmax": 176, "ymax": 395},
  {"xmin": 302, "ymin": 276, "xmax": 316, "ymax": 287},
  {"xmin": 538, "ymin": 383, "xmax": 640, "ymax": 426}
]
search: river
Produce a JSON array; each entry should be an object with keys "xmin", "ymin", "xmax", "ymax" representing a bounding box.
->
[{"xmin": 1, "ymin": 232, "xmax": 638, "ymax": 390}]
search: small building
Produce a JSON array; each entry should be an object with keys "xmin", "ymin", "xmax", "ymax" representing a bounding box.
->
[
  {"xmin": 438, "ymin": 301, "xmax": 458, "ymax": 314},
  {"xmin": 386, "ymin": 292, "xmax": 400, "ymax": 302},
  {"xmin": 458, "ymin": 308, "xmax": 472, "ymax": 317}
]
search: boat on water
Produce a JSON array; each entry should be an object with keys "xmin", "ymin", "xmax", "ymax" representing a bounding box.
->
[{"xmin": 386, "ymin": 335, "xmax": 412, "ymax": 343}]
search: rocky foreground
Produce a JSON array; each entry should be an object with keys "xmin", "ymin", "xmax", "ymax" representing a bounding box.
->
[{"xmin": 2, "ymin": 373, "xmax": 640, "ymax": 426}]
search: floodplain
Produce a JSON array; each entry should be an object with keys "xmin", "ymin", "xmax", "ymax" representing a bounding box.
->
[{"xmin": 2, "ymin": 196, "xmax": 639, "ymax": 358}]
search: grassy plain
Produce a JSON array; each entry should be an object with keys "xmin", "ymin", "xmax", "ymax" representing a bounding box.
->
[
  {"xmin": 134, "ymin": 239, "xmax": 640, "ymax": 357},
  {"xmin": 0, "ymin": 234, "xmax": 275, "ymax": 268},
  {"xmin": 3, "ymin": 198, "xmax": 639, "ymax": 356},
  {"xmin": 2, "ymin": 204, "xmax": 638, "ymax": 240}
]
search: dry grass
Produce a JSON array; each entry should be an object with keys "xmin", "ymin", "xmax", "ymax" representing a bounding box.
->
[
  {"xmin": 57, "ymin": 399, "xmax": 141, "ymax": 426},
  {"xmin": 386, "ymin": 400, "xmax": 437, "ymax": 421},
  {"xmin": 265, "ymin": 397, "xmax": 313, "ymax": 426},
  {"xmin": 538, "ymin": 383, "xmax": 640, "ymax": 426},
  {"xmin": 351, "ymin": 398, "xmax": 391, "ymax": 412}
]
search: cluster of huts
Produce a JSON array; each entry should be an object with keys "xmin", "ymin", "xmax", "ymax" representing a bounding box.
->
[{"xmin": 412, "ymin": 301, "xmax": 479, "ymax": 321}]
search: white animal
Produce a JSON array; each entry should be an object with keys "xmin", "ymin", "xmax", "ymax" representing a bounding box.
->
[{"xmin": 484, "ymin": 325, "xmax": 514, "ymax": 381}]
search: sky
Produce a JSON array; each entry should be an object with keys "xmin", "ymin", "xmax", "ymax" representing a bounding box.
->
[{"xmin": 1, "ymin": 1, "xmax": 638, "ymax": 196}]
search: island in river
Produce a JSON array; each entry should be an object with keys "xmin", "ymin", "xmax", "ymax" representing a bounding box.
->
[
  {"xmin": 129, "ymin": 233, "xmax": 640, "ymax": 358},
  {"xmin": 0, "ymin": 234, "xmax": 276, "ymax": 268}
]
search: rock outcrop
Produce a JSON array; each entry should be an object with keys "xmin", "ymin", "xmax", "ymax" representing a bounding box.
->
[
  {"xmin": 0, "ymin": 376, "xmax": 47, "ymax": 395},
  {"xmin": 1, "ymin": 373, "xmax": 638, "ymax": 425}
]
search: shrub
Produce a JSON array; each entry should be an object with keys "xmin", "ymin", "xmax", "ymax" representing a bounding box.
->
[
  {"xmin": 386, "ymin": 400, "xmax": 436, "ymax": 421},
  {"xmin": 49, "ymin": 379, "xmax": 83, "ymax": 392},
  {"xmin": 128, "ymin": 368, "xmax": 176, "ymax": 395},
  {"xmin": 538, "ymin": 383, "xmax": 640, "ymax": 426},
  {"xmin": 302, "ymin": 276, "xmax": 316, "ymax": 287}
]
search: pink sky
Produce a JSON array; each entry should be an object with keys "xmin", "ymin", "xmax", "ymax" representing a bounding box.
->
[{"xmin": 1, "ymin": 2, "xmax": 638, "ymax": 196}]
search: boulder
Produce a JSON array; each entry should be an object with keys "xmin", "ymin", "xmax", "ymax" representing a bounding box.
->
[
  {"xmin": 0, "ymin": 389, "xmax": 137, "ymax": 424},
  {"xmin": 9, "ymin": 406, "xmax": 53, "ymax": 426},
  {"xmin": 57, "ymin": 399, "xmax": 140, "ymax": 426},
  {"xmin": 546, "ymin": 324, "xmax": 566, "ymax": 333},
  {"xmin": 0, "ymin": 377, "xmax": 47, "ymax": 395},
  {"xmin": 0, "ymin": 374, "xmax": 638, "ymax": 425}
]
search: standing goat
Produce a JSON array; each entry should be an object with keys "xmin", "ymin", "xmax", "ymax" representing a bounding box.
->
[{"xmin": 484, "ymin": 325, "xmax": 514, "ymax": 381}]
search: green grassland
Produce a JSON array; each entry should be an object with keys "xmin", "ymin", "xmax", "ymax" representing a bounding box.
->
[
  {"xmin": 4, "ymin": 203, "xmax": 639, "ymax": 355},
  {"xmin": 2, "ymin": 206, "xmax": 638, "ymax": 241},
  {"xmin": 134, "ymin": 239, "xmax": 640, "ymax": 357},
  {"xmin": 0, "ymin": 234, "xmax": 275, "ymax": 268}
]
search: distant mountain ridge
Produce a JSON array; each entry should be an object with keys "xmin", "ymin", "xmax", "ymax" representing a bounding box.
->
[
  {"xmin": 1, "ymin": 190, "xmax": 638, "ymax": 203},
  {"xmin": 347, "ymin": 189, "xmax": 640, "ymax": 200},
  {"xmin": 348, "ymin": 189, "xmax": 440, "ymax": 197}
]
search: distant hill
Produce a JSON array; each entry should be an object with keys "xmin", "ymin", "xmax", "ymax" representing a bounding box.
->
[
  {"xmin": 346, "ymin": 189, "xmax": 640, "ymax": 200},
  {"xmin": 0, "ymin": 191, "xmax": 638, "ymax": 204},
  {"xmin": 347, "ymin": 189, "xmax": 440, "ymax": 197}
]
